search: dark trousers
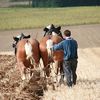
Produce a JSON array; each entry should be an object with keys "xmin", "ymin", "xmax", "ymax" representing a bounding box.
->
[{"xmin": 63, "ymin": 59, "xmax": 78, "ymax": 87}]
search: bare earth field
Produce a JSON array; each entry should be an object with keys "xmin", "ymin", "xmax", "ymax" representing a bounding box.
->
[{"xmin": 0, "ymin": 24, "xmax": 100, "ymax": 100}]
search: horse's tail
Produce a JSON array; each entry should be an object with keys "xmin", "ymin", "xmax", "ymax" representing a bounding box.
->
[
  {"xmin": 24, "ymin": 40, "xmax": 33, "ymax": 59},
  {"xmin": 46, "ymin": 39, "xmax": 53, "ymax": 58}
]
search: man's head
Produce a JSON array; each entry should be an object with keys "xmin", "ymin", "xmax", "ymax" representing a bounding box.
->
[{"xmin": 63, "ymin": 30, "xmax": 71, "ymax": 37}]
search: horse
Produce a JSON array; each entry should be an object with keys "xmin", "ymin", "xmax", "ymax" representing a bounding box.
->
[
  {"xmin": 12, "ymin": 33, "xmax": 40, "ymax": 80},
  {"xmin": 39, "ymin": 27, "xmax": 64, "ymax": 88}
]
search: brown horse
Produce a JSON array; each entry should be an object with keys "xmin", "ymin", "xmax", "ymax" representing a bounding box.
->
[
  {"xmin": 12, "ymin": 34, "xmax": 40, "ymax": 80},
  {"xmin": 39, "ymin": 34, "xmax": 64, "ymax": 86}
]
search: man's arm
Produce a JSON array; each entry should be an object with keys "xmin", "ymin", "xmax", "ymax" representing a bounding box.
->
[
  {"xmin": 52, "ymin": 41, "xmax": 64, "ymax": 51},
  {"xmin": 74, "ymin": 40, "xmax": 78, "ymax": 59}
]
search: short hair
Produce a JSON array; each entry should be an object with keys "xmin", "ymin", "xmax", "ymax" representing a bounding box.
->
[{"xmin": 64, "ymin": 30, "xmax": 71, "ymax": 37}]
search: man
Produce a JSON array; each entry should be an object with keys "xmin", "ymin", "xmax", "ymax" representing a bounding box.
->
[{"xmin": 51, "ymin": 30, "xmax": 78, "ymax": 87}]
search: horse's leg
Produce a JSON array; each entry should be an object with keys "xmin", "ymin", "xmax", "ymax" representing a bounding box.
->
[
  {"xmin": 17, "ymin": 61, "xmax": 26, "ymax": 80},
  {"xmin": 30, "ymin": 65, "xmax": 33, "ymax": 76},
  {"xmin": 52, "ymin": 61, "xmax": 58, "ymax": 82},
  {"xmin": 24, "ymin": 63, "xmax": 35, "ymax": 81},
  {"xmin": 41, "ymin": 52, "xmax": 50, "ymax": 77},
  {"xmin": 44, "ymin": 62, "xmax": 50, "ymax": 77}
]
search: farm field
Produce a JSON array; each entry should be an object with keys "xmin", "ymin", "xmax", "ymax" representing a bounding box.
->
[
  {"xmin": 0, "ymin": 6, "xmax": 100, "ymax": 30},
  {"xmin": 0, "ymin": 24, "xmax": 100, "ymax": 100}
]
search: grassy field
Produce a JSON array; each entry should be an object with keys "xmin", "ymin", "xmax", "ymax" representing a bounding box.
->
[{"xmin": 0, "ymin": 6, "xmax": 100, "ymax": 30}]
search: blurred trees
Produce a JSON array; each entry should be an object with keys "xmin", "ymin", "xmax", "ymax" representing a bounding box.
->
[
  {"xmin": 32, "ymin": 0, "xmax": 100, "ymax": 7},
  {"xmin": 9, "ymin": 0, "xmax": 100, "ymax": 7}
]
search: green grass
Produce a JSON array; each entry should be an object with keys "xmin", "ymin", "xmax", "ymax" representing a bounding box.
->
[{"xmin": 0, "ymin": 6, "xmax": 100, "ymax": 30}]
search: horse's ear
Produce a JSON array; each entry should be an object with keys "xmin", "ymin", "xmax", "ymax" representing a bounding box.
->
[
  {"xmin": 51, "ymin": 24, "xmax": 55, "ymax": 28},
  {"xmin": 43, "ymin": 27, "xmax": 49, "ymax": 32},
  {"xmin": 27, "ymin": 35, "xmax": 31, "ymax": 38},
  {"xmin": 57, "ymin": 26, "xmax": 61, "ymax": 30}
]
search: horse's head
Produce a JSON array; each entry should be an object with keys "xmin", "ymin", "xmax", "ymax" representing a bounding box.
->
[
  {"xmin": 12, "ymin": 33, "xmax": 30, "ymax": 55},
  {"xmin": 12, "ymin": 33, "xmax": 30, "ymax": 48},
  {"xmin": 43, "ymin": 24, "xmax": 63, "ymax": 38}
]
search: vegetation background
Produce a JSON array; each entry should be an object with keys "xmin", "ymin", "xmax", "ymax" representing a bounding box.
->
[
  {"xmin": 0, "ymin": 0, "xmax": 100, "ymax": 30},
  {"xmin": 0, "ymin": 6, "xmax": 100, "ymax": 30}
]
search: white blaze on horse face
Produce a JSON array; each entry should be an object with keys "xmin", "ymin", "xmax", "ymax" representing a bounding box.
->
[
  {"xmin": 52, "ymin": 32, "xmax": 57, "ymax": 36},
  {"xmin": 24, "ymin": 42, "xmax": 33, "ymax": 59},
  {"xmin": 46, "ymin": 39, "xmax": 53, "ymax": 57}
]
